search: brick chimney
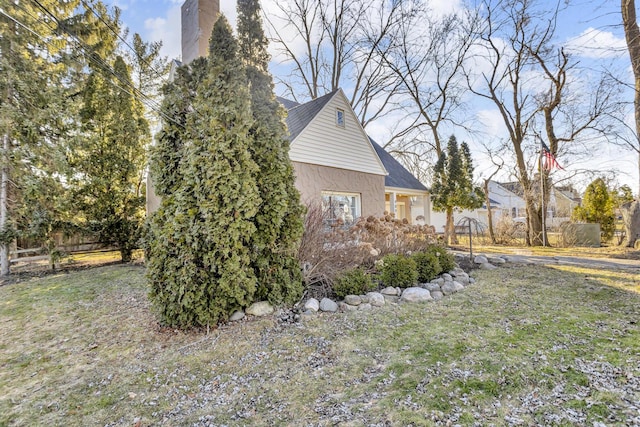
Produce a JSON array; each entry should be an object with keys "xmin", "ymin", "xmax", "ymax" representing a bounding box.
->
[{"xmin": 181, "ymin": 0, "xmax": 220, "ymax": 64}]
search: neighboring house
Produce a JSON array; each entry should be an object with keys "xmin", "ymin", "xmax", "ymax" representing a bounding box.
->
[{"xmin": 429, "ymin": 180, "xmax": 531, "ymax": 233}]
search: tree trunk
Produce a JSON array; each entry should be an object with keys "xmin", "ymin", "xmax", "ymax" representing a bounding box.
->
[
  {"xmin": 445, "ymin": 206, "xmax": 458, "ymax": 245},
  {"xmin": 484, "ymin": 179, "xmax": 496, "ymax": 244},
  {"xmin": 622, "ymin": 0, "xmax": 640, "ymax": 196},
  {"xmin": 0, "ymin": 132, "xmax": 10, "ymax": 276},
  {"xmin": 620, "ymin": 200, "xmax": 640, "ymax": 247}
]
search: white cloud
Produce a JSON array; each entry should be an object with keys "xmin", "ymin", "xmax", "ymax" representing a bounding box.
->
[
  {"xmin": 564, "ymin": 28, "xmax": 627, "ymax": 59},
  {"xmin": 144, "ymin": 4, "xmax": 181, "ymax": 60}
]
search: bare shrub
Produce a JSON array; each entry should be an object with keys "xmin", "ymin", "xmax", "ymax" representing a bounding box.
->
[
  {"xmin": 493, "ymin": 216, "xmax": 526, "ymax": 245},
  {"xmin": 297, "ymin": 204, "xmax": 436, "ymax": 296}
]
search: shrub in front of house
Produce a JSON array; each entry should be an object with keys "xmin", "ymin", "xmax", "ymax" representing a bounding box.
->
[
  {"xmin": 412, "ymin": 251, "xmax": 442, "ymax": 282},
  {"xmin": 427, "ymin": 245, "xmax": 456, "ymax": 273},
  {"xmin": 333, "ymin": 268, "xmax": 376, "ymax": 298},
  {"xmin": 379, "ymin": 254, "xmax": 418, "ymax": 288}
]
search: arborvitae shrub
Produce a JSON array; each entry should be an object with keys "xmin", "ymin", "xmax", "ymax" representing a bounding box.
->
[
  {"xmin": 333, "ymin": 268, "xmax": 376, "ymax": 298},
  {"xmin": 379, "ymin": 254, "xmax": 418, "ymax": 288},
  {"xmin": 428, "ymin": 245, "xmax": 456, "ymax": 273},
  {"xmin": 412, "ymin": 251, "xmax": 442, "ymax": 282}
]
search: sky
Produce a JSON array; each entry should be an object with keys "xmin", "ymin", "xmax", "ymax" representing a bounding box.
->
[{"xmin": 103, "ymin": 0, "xmax": 639, "ymax": 195}]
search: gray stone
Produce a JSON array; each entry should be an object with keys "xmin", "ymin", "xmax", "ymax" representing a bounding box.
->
[
  {"xmin": 431, "ymin": 277, "xmax": 445, "ymax": 286},
  {"xmin": 452, "ymin": 267, "xmax": 465, "ymax": 275},
  {"xmin": 344, "ymin": 295, "xmax": 362, "ymax": 306},
  {"xmin": 380, "ymin": 286, "xmax": 398, "ymax": 296},
  {"xmin": 489, "ymin": 256, "xmax": 506, "ymax": 264},
  {"xmin": 304, "ymin": 298, "xmax": 320, "ymax": 312},
  {"xmin": 453, "ymin": 272, "xmax": 470, "ymax": 284},
  {"xmin": 480, "ymin": 262, "xmax": 498, "ymax": 270},
  {"xmin": 366, "ymin": 292, "xmax": 385, "ymax": 307},
  {"xmin": 359, "ymin": 294, "xmax": 370, "ymax": 304},
  {"xmin": 400, "ymin": 287, "xmax": 433, "ymax": 303},
  {"xmin": 452, "ymin": 281, "xmax": 465, "ymax": 292},
  {"xmin": 339, "ymin": 302, "xmax": 358, "ymax": 312},
  {"xmin": 358, "ymin": 303, "xmax": 373, "ymax": 310},
  {"xmin": 229, "ymin": 310, "xmax": 245, "ymax": 321},
  {"xmin": 474, "ymin": 255, "xmax": 489, "ymax": 264},
  {"xmin": 469, "ymin": 277, "xmax": 476, "ymax": 284},
  {"xmin": 431, "ymin": 290, "xmax": 444, "ymax": 301},
  {"xmin": 441, "ymin": 282, "xmax": 458, "ymax": 296},
  {"xmin": 422, "ymin": 282, "xmax": 442, "ymax": 292},
  {"xmin": 442, "ymin": 273, "xmax": 453, "ymax": 281},
  {"xmin": 383, "ymin": 295, "xmax": 399, "ymax": 304},
  {"xmin": 319, "ymin": 298, "xmax": 339, "ymax": 312},
  {"xmin": 395, "ymin": 287, "xmax": 402, "ymax": 296},
  {"xmin": 246, "ymin": 301, "xmax": 274, "ymax": 317}
]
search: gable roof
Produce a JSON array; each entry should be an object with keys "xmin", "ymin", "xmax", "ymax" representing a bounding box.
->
[
  {"xmin": 370, "ymin": 138, "xmax": 428, "ymax": 192},
  {"xmin": 282, "ymin": 90, "xmax": 338, "ymax": 141},
  {"xmin": 498, "ymin": 181, "xmax": 524, "ymax": 198},
  {"xmin": 276, "ymin": 96, "xmax": 300, "ymax": 110}
]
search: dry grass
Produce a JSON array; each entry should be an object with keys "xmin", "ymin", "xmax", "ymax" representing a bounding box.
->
[
  {"xmin": 1, "ymin": 260, "xmax": 639, "ymax": 426},
  {"xmin": 456, "ymin": 241, "xmax": 640, "ymax": 260}
]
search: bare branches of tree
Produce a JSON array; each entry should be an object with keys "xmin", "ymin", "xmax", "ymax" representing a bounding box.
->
[
  {"xmin": 468, "ymin": 0, "xmax": 621, "ymax": 246},
  {"xmin": 265, "ymin": 0, "xmax": 418, "ymax": 126},
  {"xmin": 621, "ymin": 0, "xmax": 640, "ymax": 196}
]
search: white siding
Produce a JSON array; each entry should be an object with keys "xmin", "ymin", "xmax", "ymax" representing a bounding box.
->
[{"xmin": 289, "ymin": 91, "xmax": 387, "ymax": 176}]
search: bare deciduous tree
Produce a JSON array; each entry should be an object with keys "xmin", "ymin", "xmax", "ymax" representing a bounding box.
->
[
  {"xmin": 380, "ymin": 9, "xmax": 479, "ymax": 157},
  {"xmin": 265, "ymin": 0, "xmax": 418, "ymax": 126},
  {"xmin": 622, "ymin": 0, "xmax": 640, "ymax": 196},
  {"xmin": 469, "ymin": 0, "xmax": 618, "ymax": 246}
]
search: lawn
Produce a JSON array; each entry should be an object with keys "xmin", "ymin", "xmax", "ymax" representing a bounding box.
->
[{"xmin": 0, "ymin": 261, "xmax": 638, "ymax": 426}]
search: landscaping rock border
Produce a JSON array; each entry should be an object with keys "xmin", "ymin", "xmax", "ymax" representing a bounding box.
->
[{"xmin": 228, "ymin": 254, "xmax": 509, "ymax": 321}]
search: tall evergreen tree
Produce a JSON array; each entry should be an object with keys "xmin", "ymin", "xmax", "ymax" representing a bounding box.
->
[
  {"xmin": 74, "ymin": 54, "xmax": 149, "ymax": 262},
  {"xmin": 237, "ymin": 0, "xmax": 305, "ymax": 305},
  {"xmin": 431, "ymin": 135, "xmax": 483, "ymax": 244},
  {"xmin": 149, "ymin": 58, "xmax": 208, "ymax": 198},
  {"xmin": 0, "ymin": 0, "xmax": 82, "ymax": 275},
  {"xmin": 147, "ymin": 16, "xmax": 262, "ymax": 328}
]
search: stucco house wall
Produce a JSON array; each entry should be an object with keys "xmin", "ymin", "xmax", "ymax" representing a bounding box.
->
[{"xmin": 293, "ymin": 162, "xmax": 385, "ymax": 217}]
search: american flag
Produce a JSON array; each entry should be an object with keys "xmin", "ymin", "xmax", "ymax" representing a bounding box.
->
[{"xmin": 541, "ymin": 141, "xmax": 563, "ymax": 171}]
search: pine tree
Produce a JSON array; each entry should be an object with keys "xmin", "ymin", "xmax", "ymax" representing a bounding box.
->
[
  {"xmin": 237, "ymin": 0, "xmax": 305, "ymax": 305},
  {"xmin": 147, "ymin": 16, "xmax": 262, "ymax": 328},
  {"xmin": 0, "ymin": 0, "xmax": 83, "ymax": 275},
  {"xmin": 431, "ymin": 135, "xmax": 483, "ymax": 244},
  {"xmin": 74, "ymin": 54, "xmax": 149, "ymax": 262}
]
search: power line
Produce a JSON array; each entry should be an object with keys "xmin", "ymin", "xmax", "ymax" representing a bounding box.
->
[
  {"xmin": 78, "ymin": 0, "xmax": 169, "ymax": 83},
  {"xmin": 14, "ymin": 0, "xmax": 182, "ymax": 128}
]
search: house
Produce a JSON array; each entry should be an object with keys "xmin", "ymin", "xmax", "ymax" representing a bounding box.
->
[
  {"xmin": 147, "ymin": 0, "xmax": 432, "ymax": 225},
  {"xmin": 279, "ymin": 91, "xmax": 431, "ymax": 224}
]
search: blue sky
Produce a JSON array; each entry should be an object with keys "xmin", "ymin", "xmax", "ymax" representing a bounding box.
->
[{"xmin": 103, "ymin": 0, "xmax": 638, "ymax": 194}]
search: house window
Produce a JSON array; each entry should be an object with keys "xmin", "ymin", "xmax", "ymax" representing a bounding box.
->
[
  {"xmin": 336, "ymin": 109, "xmax": 345, "ymax": 127},
  {"xmin": 512, "ymin": 207, "xmax": 517, "ymax": 218},
  {"xmin": 322, "ymin": 191, "xmax": 360, "ymax": 226}
]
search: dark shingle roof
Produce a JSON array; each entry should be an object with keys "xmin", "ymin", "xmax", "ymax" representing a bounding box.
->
[
  {"xmin": 276, "ymin": 96, "xmax": 300, "ymax": 110},
  {"xmin": 370, "ymin": 138, "xmax": 428, "ymax": 192},
  {"xmin": 279, "ymin": 90, "xmax": 338, "ymax": 141},
  {"xmin": 277, "ymin": 92, "xmax": 427, "ymax": 193}
]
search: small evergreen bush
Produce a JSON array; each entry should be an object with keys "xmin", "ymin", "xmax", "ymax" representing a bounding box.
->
[
  {"xmin": 333, "ymin": 268, "xmax": 376, "ymax": 298},
  {"xmin": 428, "ymin": 245, "xmax": 456, "ymax": 273},
  {"xmin": 379, "ymin": 254, "xmax": 418, "ymax": 288},
  {"xmin": 412, "ymin": 251, "xmax": 442, "ymax": 282}
]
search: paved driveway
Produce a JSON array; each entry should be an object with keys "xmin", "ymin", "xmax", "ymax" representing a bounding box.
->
[{"xmin": 498, "ymin": 254, "xmax": 640, "ymax": 272}]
